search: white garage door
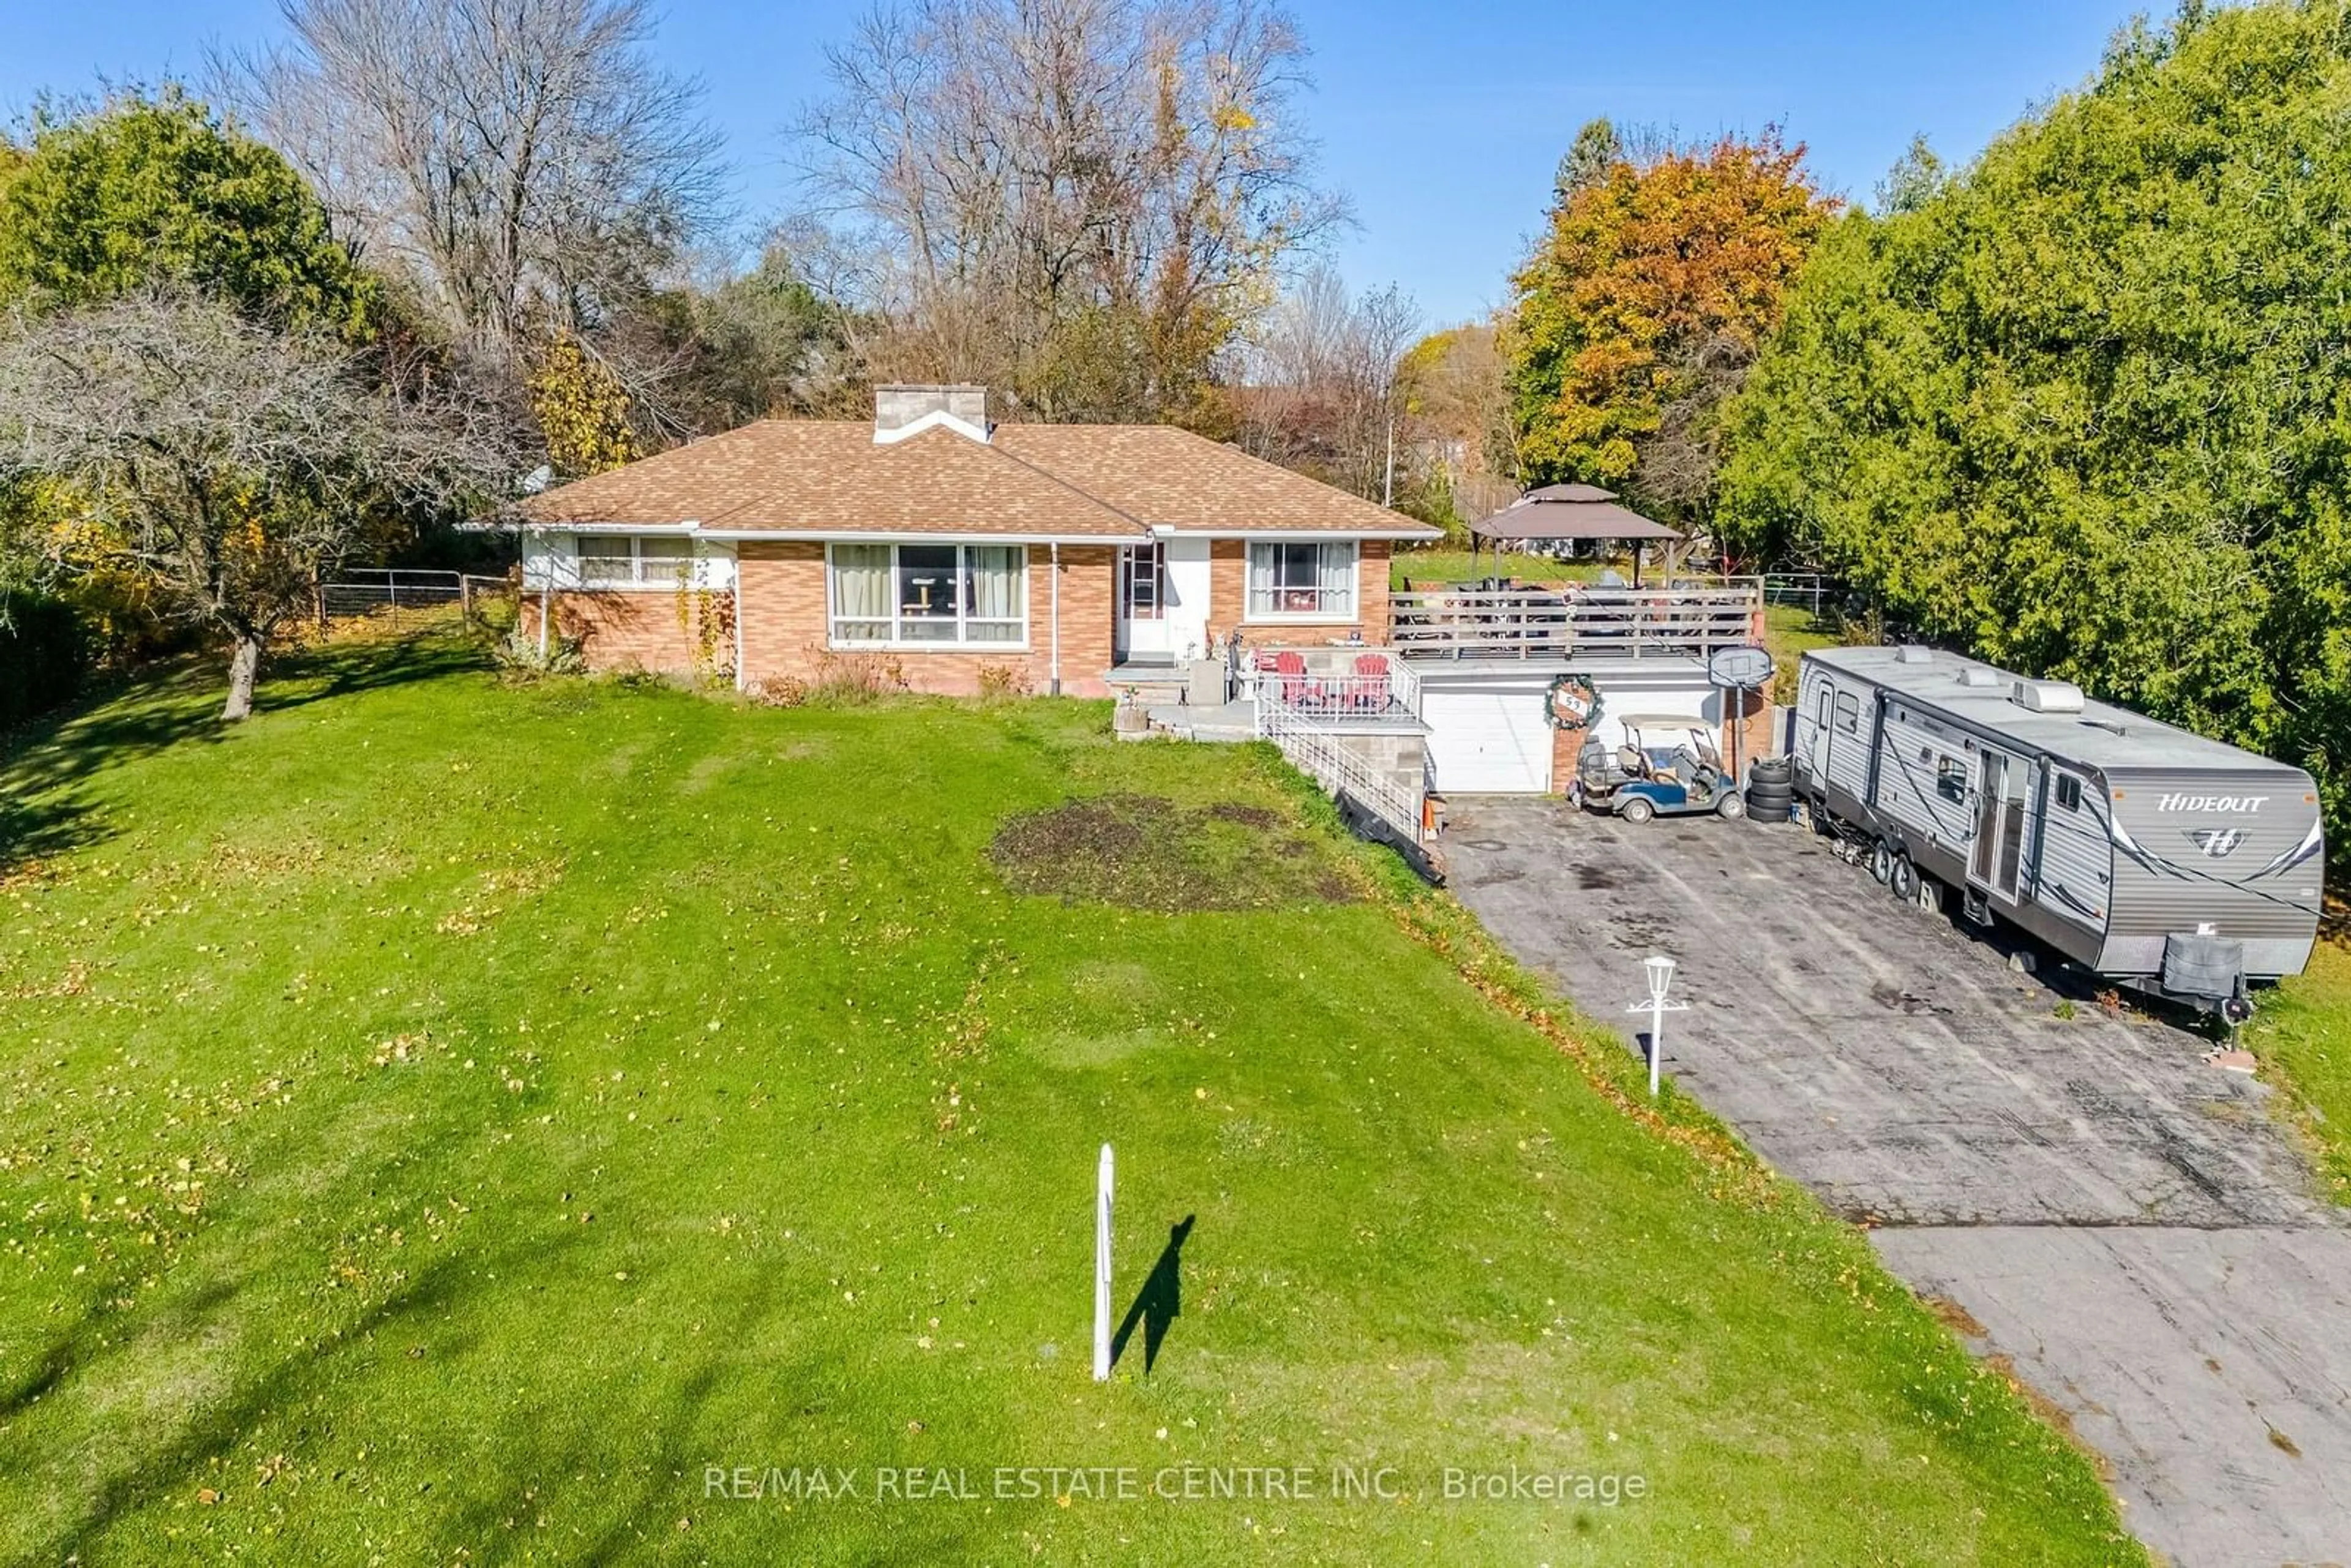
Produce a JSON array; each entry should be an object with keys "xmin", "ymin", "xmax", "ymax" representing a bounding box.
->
[{"xmin": 1422, "ymin": 683, "xmax": 1552, "ymax": 793}]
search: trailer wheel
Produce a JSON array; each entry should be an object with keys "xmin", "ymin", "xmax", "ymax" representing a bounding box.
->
[
  {"xmin": 1869, "ymin": 841, "xmax": 1894, "ymax": 883},
  {"xmin": 1914, "ymin": 874, "xmax": 1943, "ymax": 915},
  {"xmin": 1619, "ymin": 796, "xmax": 1656, "ymax": 825},
  {"xmin": 1889, "ymin": 853, "xmax": 1919, "ymax": 903}
]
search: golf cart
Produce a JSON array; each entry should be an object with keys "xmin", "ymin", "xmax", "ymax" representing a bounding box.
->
[{"xmin": 1576, "ymin": 717, "xmax": 1745, "ymax": 824}]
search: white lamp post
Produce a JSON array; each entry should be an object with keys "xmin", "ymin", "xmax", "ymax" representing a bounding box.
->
[
  {"xmin": 1627, "ymin": 955, "xmax": 1690, "ymax": 1098},
  {"xmin": 1092, "ymin": 1143, "xmax": 1114, "ymax": 1382}
]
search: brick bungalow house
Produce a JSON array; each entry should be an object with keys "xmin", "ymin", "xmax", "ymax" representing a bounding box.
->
[{"xmin": 508, "ymin": 385, "xmax": 1441, "ymax": 697}]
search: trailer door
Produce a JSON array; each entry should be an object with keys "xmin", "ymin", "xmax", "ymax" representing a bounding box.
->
[
  {"xmin": 1970, "ymin": 749, "xmax": 2027, "ymax": 900},
  {"xmin": 1805, "ymin": 684, "xmax": 1833, "ymax": 784}
]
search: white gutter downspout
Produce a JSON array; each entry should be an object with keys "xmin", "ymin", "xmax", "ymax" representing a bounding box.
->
[{"xmin": 1049, "ymin": 542, "xmax": 1062, "ymax": 695}]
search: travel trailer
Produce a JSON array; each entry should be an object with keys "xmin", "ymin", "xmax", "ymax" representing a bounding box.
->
[{"xmin": 1791, "ymin": 645, "xmax": 2325, "ymax": 1018}]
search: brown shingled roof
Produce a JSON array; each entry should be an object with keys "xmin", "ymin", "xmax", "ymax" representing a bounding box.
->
[
  {"xmin": 514, "ymin": 416, "xmax": 1441, "ymax": 539},
  {"xmin": 992, "ymin": 424, "xmax": 1441, "ymax": 535},
  {"xmin": 519, "ymin": 422, "xmax": 1147, "ymax": 539}
]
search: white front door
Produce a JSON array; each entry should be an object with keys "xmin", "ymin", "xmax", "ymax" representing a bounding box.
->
[
  {"xmin": 1117, "ymin": 542, "xmax": 1172, "ymax": 661},
  {"xmin": 1163, "ymin": 536, "xmax": 1211, "ymax": 661}
]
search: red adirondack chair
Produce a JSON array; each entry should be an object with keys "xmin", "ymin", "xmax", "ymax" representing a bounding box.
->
[
  {"xmin": 1352, "ymin": 651, "xmax": 1391, "ymax": 712},
  {"xmin": 1272, "ymin": 649, "xmax": 1314, "ymax": 707}
]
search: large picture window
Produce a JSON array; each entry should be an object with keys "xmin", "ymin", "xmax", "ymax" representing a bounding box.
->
[
  {"xmin": 829, "ymin": 543, "xmax": 1027, "ymax": 647},
  {"xmin": 1247, "ymin": 541, "xmax": 1357, "ymax": 619},
  {"xmin": 577, "ymin": 534, "xmax": 693, "ymax": 587}
]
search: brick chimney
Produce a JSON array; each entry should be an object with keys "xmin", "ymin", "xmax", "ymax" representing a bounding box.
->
[{"xmin": 873, "ymin": 384, "xmax": 989, "ymax": 445}]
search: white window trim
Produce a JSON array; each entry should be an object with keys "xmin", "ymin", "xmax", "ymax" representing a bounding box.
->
[
  {"xmin": 574, "ymin": 534, "xmax": 703, "ymax": 591},
  {"xmin": 827, "ymin": 542, "xmax": 1031, "ymax": 651},
  {"xmin": 1243, "ymin": 539, "xmax": 1360, "ymax": 623}
]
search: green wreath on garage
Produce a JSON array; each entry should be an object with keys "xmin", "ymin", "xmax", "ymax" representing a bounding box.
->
[{"xmin": 1546, "ymin": 672, "xmax": 1600, "ymax": 732}]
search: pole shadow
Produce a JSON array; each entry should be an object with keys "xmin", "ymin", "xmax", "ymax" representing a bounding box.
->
[{"xmin": 1111, "ymin": 1215, "xmax": 1195, "ymax": 1375}]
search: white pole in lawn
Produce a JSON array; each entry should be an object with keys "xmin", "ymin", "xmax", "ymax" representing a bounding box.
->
[
  {"xmin": 1092, "ymin": 1143, "xmax": 1114, "ymax": 1382},
  {"xmin": 1627, "ymin": 955, "xmax": 1690, "ymax": 1098}
]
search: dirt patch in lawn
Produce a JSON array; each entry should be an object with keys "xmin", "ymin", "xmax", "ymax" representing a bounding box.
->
[{"xmin": 989, "ymin": 793, "xmax": 1355, "ymax": 912}]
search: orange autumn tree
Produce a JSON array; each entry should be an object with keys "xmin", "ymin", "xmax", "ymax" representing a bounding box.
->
[{"xmin": 1507, "ymin": 122, "xmax": 1834, "ymax": 523}]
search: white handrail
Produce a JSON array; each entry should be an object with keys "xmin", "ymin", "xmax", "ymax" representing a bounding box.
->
[{"xmin": 1257, "ymin": 696, "xmax": 1423, "ymax": 842}]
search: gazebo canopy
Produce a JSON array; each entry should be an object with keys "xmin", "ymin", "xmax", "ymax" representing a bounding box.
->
[{"xmin": 1469, "ymin": 483, "xmax": 1685, "ymax": 542}]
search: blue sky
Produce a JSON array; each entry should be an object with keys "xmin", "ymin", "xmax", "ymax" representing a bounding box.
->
[{"xmin": 7, "ymin": 0, "xmax": 2129, "ymax": 325}]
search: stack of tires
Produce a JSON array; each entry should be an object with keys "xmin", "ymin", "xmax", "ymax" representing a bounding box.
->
[{"xmin": 1744, "ymin": 756, "xmax": 1794, "ymax": 823}]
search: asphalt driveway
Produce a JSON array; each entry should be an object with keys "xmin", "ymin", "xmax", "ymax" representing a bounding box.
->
[{"xmin": 1445, "ymin": 798, "xmax": 2351, "ymax": 1566}]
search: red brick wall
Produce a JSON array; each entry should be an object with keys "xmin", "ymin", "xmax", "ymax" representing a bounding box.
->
[
  {"xmin": 1359, "ymin": 540, "xmax": 1394, "ymax": 640},
  {"xmin": 733, "ymin": 540, "xmax": 1117, "ymax": 699},
  {"xmin": 736, "ymin": 541, "xmax": 827, "ymax": 683},
  {"xmin": 1207, "ymin": 539, "xmax": 1246, "ymax": 643},
  {"xmin": 1209, "ymin": 536, "xmax": 1397, "ymax": 651},
  {"xmin": 522, "ymin": 588, "xmax": 732, "ymax": 678}
]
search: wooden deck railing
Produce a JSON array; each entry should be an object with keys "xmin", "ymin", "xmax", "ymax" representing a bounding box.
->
[{"xmin": 1390, "ymin": 580, "xmax": 1763, "ymax": 660}]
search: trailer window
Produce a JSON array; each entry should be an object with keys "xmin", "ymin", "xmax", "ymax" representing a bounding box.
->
[
  {"xmin": 1832, "ymin": 694, "xmax": 1861, "ymax": 736},
  {"xmin": 1935, "ymin": 757, "xmax": 1967, "ymax": 803},
  {"xmin": 2055, "ymin": 775, "xmax": 2082, "ymax": 811}
]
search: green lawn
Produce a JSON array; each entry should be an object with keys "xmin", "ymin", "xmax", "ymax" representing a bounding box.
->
[
  {"xmin": 0, "ymin": 628, "xmax": 2140, "ymax": 1564},
  {"xmin": 2248, "ymin": 918, "xmax": 2351, "ymax": 1200},
  {"xmin": 1761, "ymin": 604, "xmax": 1842, "ymax": 703},
  {"xmin": 1389, "ymin": 547, "xmax": 1613, "ymax": 588}
]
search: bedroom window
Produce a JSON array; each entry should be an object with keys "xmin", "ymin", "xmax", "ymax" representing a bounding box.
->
[
  {"xmin": 2055, "ymin": 775, "xmax": 2083, "ymax": 811},
  {"xmin": 829, "ymin": 543, "xmax": 1027, "ymax": 647},
  {"xmin": 576, "ymin": 534, "xmax": 692, "ymax": 587},
  {"xmin": 1247, "ymin": 541, "xmax": 1357, "ymax": 619}
]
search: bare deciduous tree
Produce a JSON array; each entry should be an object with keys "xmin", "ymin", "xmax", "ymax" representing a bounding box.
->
[
  {"xmin": 221, "ymin": 0, "xmax": 728, "ymax": 375},
  {"xmin": 792, "ymin": 0, "xmax": 1346, "ymax": 421},
  {"xmin": 1235, "ymin": 267, "xmax": 1419, "ymax": 501},
  {"xmin": 0, "ymin": 290, "xmax": 519, "ymax": 718}
]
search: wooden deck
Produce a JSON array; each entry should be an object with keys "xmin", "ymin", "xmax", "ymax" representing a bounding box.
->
[{"xmin": 1391, "ymin": 580, "xmax": 1763, "ymax": 660}]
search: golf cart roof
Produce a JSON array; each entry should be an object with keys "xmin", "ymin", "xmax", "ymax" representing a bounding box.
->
[{"xmin": 1617, "ymin": 715, "xmax": 1711, "ymax": 731}]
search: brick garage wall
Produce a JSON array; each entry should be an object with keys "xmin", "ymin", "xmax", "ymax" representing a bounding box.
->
[
  {"xmin": 735, "ymin": 540, "xmax": 1118, "ymax": 699},
  {"xmin": 1722, "ymin": 686, "xmax": 1774, "ymax": 775},
  {"xmin": 1208, "ymin": 537, "xmax": 1397, "ymax": 651},
  {"xmin": 1551, "ymin": 716, "xmax": 1583, "ymax": 796},
  {"xmin": 522, "ymin": 589, "xmax": 731, "ymax": 677}
]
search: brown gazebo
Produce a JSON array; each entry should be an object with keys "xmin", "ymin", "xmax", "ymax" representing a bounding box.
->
[{"xmin": 1469, "ymin": 482, "xmax": 1685, "ymax": 585}]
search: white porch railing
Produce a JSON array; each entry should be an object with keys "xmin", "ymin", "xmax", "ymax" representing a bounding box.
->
[
  {"xmin": 1241, "ymin": 664, "xmax": 1421, "ymax": 722},
  {"xmin": 1391, "ymin": 580, "xmax": 1763, "ymax": 660}
]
